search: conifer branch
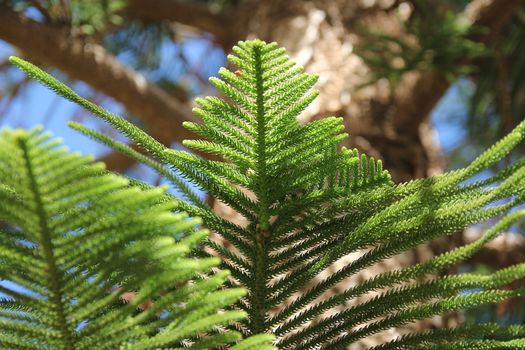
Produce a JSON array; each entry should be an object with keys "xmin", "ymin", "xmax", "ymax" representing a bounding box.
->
[
  {"xmin": 11, "ymin": 38, "xmax": 525, "ymax": 349},
  {"xmin": 0, "ymin": 127, "xmax": 276, "ymax": 349}
]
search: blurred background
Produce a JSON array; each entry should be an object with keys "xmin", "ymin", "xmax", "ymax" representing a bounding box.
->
[{"xmin": 1, "ymin": 0, "xmax": 525, "ymax": 345}]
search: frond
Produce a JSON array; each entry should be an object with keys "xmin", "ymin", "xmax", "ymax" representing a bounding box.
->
[
  {"xmin": 0, "ymin": 127, "xmax": 275, "ymax": 349},
  {"xmin": 370, "ymin": 323, "xmax": 525, "ymax": 350},
  {"xmin": 10, "ymin": 38, "xmax": 525, "ymax": 349}
]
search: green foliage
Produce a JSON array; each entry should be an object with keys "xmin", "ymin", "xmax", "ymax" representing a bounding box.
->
[
  {"xmin": 70, "ymin": 0, "xmax": 124, "ymax": 34},
  {"xmin": 467, "ymin": 10, "xmax": 525, "ymax": 151},
  {"xmin": 0, "ymin": 127, "xmax": 275, "ymax": 349},
  {"xmin": 10, "ymin": 39, "xmax": 525, "ymax": 349},
  {"xmin": 355, "ymin": 1, "xmax": 487, "ymax": 86},
  {"xmin": 10, "ymin": 0, "xmax": 124, "ymax": 34}
]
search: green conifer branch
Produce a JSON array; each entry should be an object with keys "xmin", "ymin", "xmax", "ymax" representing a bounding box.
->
[
  {"xmin": 10, "ymin": 39, "xmax": 525, "ymax": 349},
  {"xmin": 0, "ymin": 127, "xmax": 276, "ymax": 349}
]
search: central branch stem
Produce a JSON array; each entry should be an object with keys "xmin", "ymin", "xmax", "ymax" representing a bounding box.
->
[
  {"xmin": 20, "ymin": 137, "xmax": 75, "ymax": 349},
  {"xmin": 251, "ymin": 43, "xmax": 270, "ymax": 334}
]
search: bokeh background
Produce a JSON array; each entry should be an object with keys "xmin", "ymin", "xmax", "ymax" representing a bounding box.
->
[{"xmin": 1, "ymin": 0, "xmax": 525, "ymax": 346}]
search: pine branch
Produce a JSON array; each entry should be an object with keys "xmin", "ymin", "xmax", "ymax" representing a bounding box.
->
[
  {"xmin": 11, "ymin": 38, "xmax": 525, "ymax": 349},
  {"xmin": 463, "ymin": 227, "xmax": 525, "ymax": 268},
  {"xmin": 0, "ymin": 127, "xmax": 276, "ymax": 349}
]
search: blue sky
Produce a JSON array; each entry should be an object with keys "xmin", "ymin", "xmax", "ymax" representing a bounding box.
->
[{"xmin": 431, "ymin": 78, "xmax": 472, "ymax": 155}]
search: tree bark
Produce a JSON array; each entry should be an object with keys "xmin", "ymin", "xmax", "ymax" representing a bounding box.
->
[{"xmin": 124, "ymin": 0, "xmax": 234, "ymax": 45}]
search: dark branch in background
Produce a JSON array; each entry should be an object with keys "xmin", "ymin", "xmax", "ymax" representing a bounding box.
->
[
  {"xmin": 123, "ymin": 0, "xmax": 235, "ymax": 45},
  {"xmin": 99, "ymin": 145, "xmax": 144, "ymax": 173},
  {"xmin": 495, "ymin": 37, "xmax": 513, "ymax": 137},
  {"xmin": 465, "ymin": 0, "xmax": 524, "ymax": 36},
  {"xmin": 0, "ymin": 76, "xmax": 30, "ymax": 118},
  {"xmin": 0, "ymin": 4, "xmax": 198, "ymax": 171},
  {"xmin": 390, "ymin": 0, "xmax": 524, "ymax": 135},
  {"xmin": 26, "ymin": 0, "xmax": 53, "ymax": 22},
  {"xmin": 464, "ymin": 229, "xmax": 525, "ymax": 269}
]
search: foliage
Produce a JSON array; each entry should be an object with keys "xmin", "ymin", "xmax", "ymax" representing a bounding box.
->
[
  {"xmin": 354, "ymin": 1, "xmax": 487, "ymax": 86},
  {"xmin": 355, "ymin": 2, "xmax": 525, "ymax": 175},
  {"xmin": 0, "ymin": 127, "xmax": 275, "ymax": 349},
  {"xmin": 467, "ymin": 9, "xmax": 525, "ymax": 152},
  {"xmin": 10, "ymin": 39, "xmax": 525, "ymax": 348},
  {"xmin": 9, "ymin": 0, "xmax": 124, "ymax": 34}
]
